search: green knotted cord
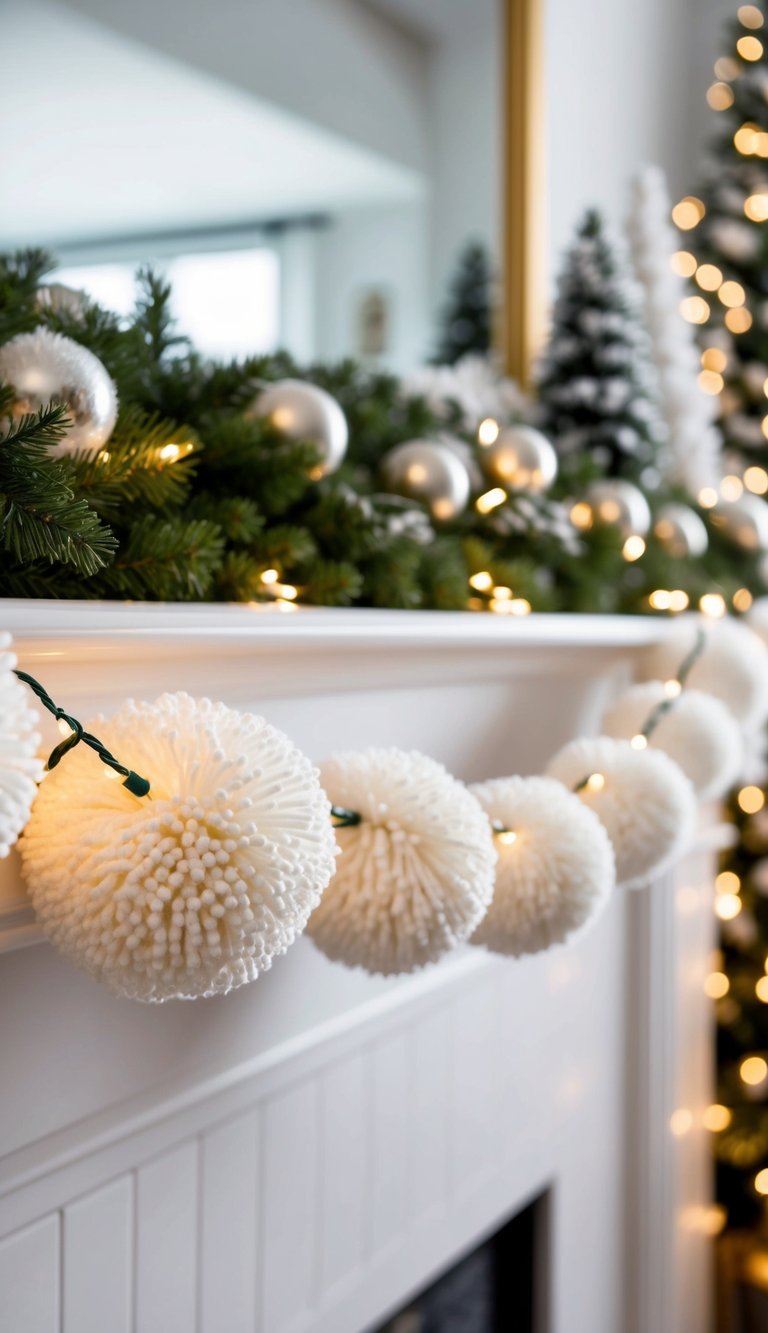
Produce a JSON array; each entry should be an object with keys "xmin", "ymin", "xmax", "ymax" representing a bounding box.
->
[{"xmin": 14, "ymin": 670, "xmax": 151, "ymax": 797}]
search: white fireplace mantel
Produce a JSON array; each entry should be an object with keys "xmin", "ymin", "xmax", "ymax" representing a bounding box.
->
[{"xmin": 0, "ymin": 602, "xmax": 712, "ymax": 1333}]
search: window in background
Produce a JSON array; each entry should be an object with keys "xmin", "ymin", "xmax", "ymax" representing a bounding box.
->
[{"xmin": 56, "ymin": 245, "xmax": 281, "ymax": 359}]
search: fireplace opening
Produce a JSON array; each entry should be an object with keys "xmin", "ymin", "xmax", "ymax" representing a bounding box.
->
[{"xmin": 373, "ymin": 1193, "xmax": 548, "ymax": 1333}]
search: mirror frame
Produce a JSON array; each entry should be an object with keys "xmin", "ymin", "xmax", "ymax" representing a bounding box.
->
[{"xmin": 502, "ymin": 0, "xmax": 546, "ymax": 387}]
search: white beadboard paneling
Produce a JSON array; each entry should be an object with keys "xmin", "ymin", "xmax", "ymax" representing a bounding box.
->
[
  {"xmin": 319, "ymin": 1056, "xmax": 369, "ymax": 1294},
  {"xmin": 371, "ymin": 1030, "xmax": 411, "ymax": 1253},
  {"xmin": 64, "ymin": 1176, "xmax": 132, "ymax": 1333},
  {"xmin": 409, "ymin": 1006, "xmax": 451, "ymax": 1224},
  {"xmin": 135, "ymin": 1142, "xmax": 198, "ymax": 1333},
  {"xmin": 261, "ymin": 1081, "xmax": 319, "ymax": 1333},
  {"xmin": 200, "ymin": 1111, "xmax": 260, "ymax": 1333},
  {"xmin": 451, "ymin": 977, "xmax": 503, "ymax": 1195},
  {"xmin": 0, "ymin": 1214, "xmax": 59, "ymax": 1333}
]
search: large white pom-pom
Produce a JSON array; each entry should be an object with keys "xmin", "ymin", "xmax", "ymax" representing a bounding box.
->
[
  {"xmin": 546, "ymin": 737, "xmax": 695, "ymax": 890},
  {"xmin": 602, "ymin": 682, "xmax": 743, "ymax": 801},
  {"xmin": 307, "ymin": 748, "xmax": 496, "ymax": 975},
  {"xmin": 0, "ymin": 635, "xmax": 43, "ymax": 857},
  {"xmin": 469, "ymin": 776, "xmax": 614, "ymax": 956},
  {"xmin": 642, "ymin": 618, "xmax": 768, "ymax": 727},
  {"xmin": 20, "ymin": 693, "xmax": 337, "ymax": 1001}
]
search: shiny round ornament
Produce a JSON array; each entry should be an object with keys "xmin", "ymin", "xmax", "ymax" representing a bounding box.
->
[
  {"xmin": 249, "ymin": 378, "xmax": 348, "ymax": 477},
  {"xmin": 0, "ymin": 328, "xmax": 117, "ymax": 457},
  {"xmin": 380, "ymin": 438, "xmax": 471, "ymax": 521},
  {"xmin": 653, "ymin": 503, "xmax": 708, "ymax": 559},
  {"xmin": 710, "ymin": 493, "xmax": 768, "ymax": 552},
  {"xmin": 585, "ymin": 479, "xmax": 651, "ymax": 538},
  {"xmin": 480, "ymin": 424, "xmax": 558, "ymax": 494}
]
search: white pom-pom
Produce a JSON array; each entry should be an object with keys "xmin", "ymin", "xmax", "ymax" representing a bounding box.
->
[
  {"xmin": 546, "ymin": 736, "xmax": 696, "ymax": 890},
  {"xmin": 469, "ymin": 776, "xmax": 615, "ymax": 956},
  {"xmin": 20, "ymin": 693, "xmax": 337, "ymax": 1001},
  {"xmin": 0, "ymin": 634, "xmax": 43, "ymax": 857},
  {"xmin": 602, "ymin": 682, "xmax": 743, "ymax": 800},
  {"xmin": 642, "ymin": 618, "xmax": 768, "ymax": 727},
  {"xmin": 307, "ymin": 748, "xmax": 496, "ymax": 975}
]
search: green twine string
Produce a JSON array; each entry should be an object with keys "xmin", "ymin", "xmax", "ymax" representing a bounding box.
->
[
  {"xmin": 573, "ymin": 624, "xmax": 708, "ymax": 792},
  {"xmin": 637, "ymin": 624, "xmax": 707, "ymax": 742},
  {"xmin": 14, "ymin": 670, "xmax": 150, "ymax": 797}
]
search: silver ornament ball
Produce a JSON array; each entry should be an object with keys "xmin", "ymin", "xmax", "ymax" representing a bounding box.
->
[
  {"xmin": 250, "ymin": 378, "xmax": 348, "ymax": 477},
  {"xmin": 480, "ymin": 424, "xmax": 558, "ymax": 493},
  {"xmin": 0, "ymin": 328, "xmax": 117, "ymax": 457},
  {"xmin": 653, "ymin": 503, "xmax": 709, "ymax": 558},
  {"xmin": 380, "ymin": 438, "xmax": 471, "ymax": 521},
  {"xmin": 711, "ymin": 493, "xmax": 768, "ymax": 552},
  {"xmin": 586, "ymin": 479, "xmax": 651, "ymax": 538}
]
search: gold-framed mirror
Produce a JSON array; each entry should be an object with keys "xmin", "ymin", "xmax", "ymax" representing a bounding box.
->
[{"xmin": 0, "ymin": 0, "xmax": 542, "ymax": 387}]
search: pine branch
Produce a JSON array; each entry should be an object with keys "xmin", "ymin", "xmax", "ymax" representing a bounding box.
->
[
  {"xmin": 0, "ymin": 405, "xmax": 116, "ymax": 576},
  {"xmin": 67, "ymin": 407, "xmax": 196, "ymax": 517},
  {"xmin": 94, "ymin": 515, "xmax": 224, "ymax": 600}
]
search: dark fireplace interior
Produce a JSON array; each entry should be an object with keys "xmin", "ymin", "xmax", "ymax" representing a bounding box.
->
[{"xmin": 373, "ymin": 1194, "xmax": 548, "ymax": 1333}]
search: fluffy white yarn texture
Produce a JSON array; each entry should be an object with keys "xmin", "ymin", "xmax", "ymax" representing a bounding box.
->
[
  {"xmin": 0, "ymin": 635, "xmax": 43, "ymax": 857},
  {"xmin": 307, "ymin": 748, "xmax": 496, "ymax": 975},
  {"xmin": 546, "ymin": 736, "xmax": 696, "ymax": 890},
  {"xmin": 602, "ymin": 682, "xmax": 743, "ymax": 801},
  {"xmin": 470, "ymin": 776, "xmax": 615, "ymax": 956},
  {"xmin": 20, "ymin": 692, "xmax": 337, "ymax": 1002},
  {"xmin": 642, "ymin": 617, "xmax": 768, "ymax": 728}
]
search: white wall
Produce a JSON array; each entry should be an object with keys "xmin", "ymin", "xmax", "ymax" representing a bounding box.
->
[
  {"xmin": 427, "ymin": 0, "xmax": 502, "ymax": 306},
  {"xmin": 543, "ymin": 0, "xmax": 731, "ymax": 277},
  {"xmin": 313, "ymin": 200, "xmax": 431, "ymax": 371}
]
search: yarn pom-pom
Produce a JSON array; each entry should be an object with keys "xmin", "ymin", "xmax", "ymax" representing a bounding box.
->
[
  {"xmin": 546, "ymin": 736, "xmax": 695, "ymax": 890},
  {"xmin": 470, "ymin": 776, "xmax": 614, "ymax": 956},
  {"xmin": 602, "ymin": 682, "xmax": 743, "ymax": 801},
  {"xmin": 0, "ymin": 634, "xmax": 43, "ymax": 857},
  {"xmin": 307, "ymin": 748, "xmax": 496, "ymax": 975},
  {"xmin": 642, "ymin": 617, "xmax": 768, "ymax": 727},
  {"xmin": 20, "ymin": 693, "xmax": 337, "ymax": 1001}
]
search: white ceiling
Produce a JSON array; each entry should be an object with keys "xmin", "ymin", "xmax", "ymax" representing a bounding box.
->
[
  {"xmin": 0, "ymin": 0, "xmax": 424, "ymax": 249},
  {"xmin": 360, "ymin": 0, "xmax": 488, "ymax": 43}
]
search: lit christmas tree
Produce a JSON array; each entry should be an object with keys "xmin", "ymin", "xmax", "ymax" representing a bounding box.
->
[{"xmin": 672, "ymin": 2, "xmax": 768, "ymax": 483}]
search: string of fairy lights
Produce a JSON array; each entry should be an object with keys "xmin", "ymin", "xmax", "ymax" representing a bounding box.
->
[{"xmin": 661, "ymin": 0, "xmax": 768, "ymax": 1225}]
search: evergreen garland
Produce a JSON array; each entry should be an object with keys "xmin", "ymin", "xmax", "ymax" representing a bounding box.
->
[{"xmin": 0, "ymin": 243, "xmax": 760, "ymax": 614}]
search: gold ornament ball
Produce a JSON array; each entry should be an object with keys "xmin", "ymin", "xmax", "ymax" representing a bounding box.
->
[
  {"xmin": 586, "ymin": 479, "xmax": 652, "ymax": 538},
  {"xmin": 0, "ymin": 327, "xmax": 117, "ymax": 457},
  {"xmin": 653, "ymin": 503, "xmax": 709, "ymax": 558},
  {"xmin": 480, "ymin": 424, "xmax": 558, "ymax": 493},
  {"xmin": 711, "ymin": 493, "xmax": 768, "ymax": 552},
  {"xmin": 380, "ymin": 438, "xmax": 471, "ymax": 521},
  {"xmin": 249, "ymin": 378, "xmax": 348, "ymax": 477}
]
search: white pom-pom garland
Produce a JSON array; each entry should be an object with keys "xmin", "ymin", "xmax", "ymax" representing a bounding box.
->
[
  {"xmin": 307, "ymin": 748, "xmax": 496, "ymax": 975},
  {"xmin": 470, "ymin": 776, "xmax": 614, "ymax": 956},
  {"xmin": 642, "ymin": 617, "xmax": 768, "ymax": 728},
  {"xmin": 20, "ymin": 693, "xmax": 337, "ymax": 1001},
  {"xmin": 602, "ymin": 682, "xmax": 743, "ymax": 801},
  {"xmin": 0, "ymin": 635, "xmax": 43, "ymax": 857},
  {"xmin": 546, "ymin": 736, "xmax": 696, "ymax": 890}
]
